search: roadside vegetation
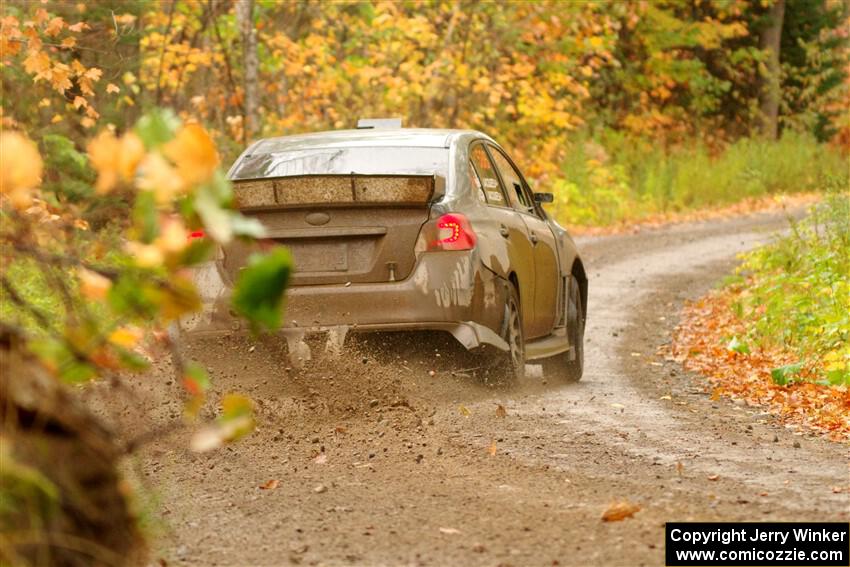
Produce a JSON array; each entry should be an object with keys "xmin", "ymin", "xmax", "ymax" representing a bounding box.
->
[
  {"xmin": 0, "ymin": 0, "xmax": 848, "ymax": 564},
  {"xmin": 671, "ymin": 192, "xmax": 850, "ymax": 440},
  {"xmin": 736, "ymin": 193, "xmax": 850, "ymax": 387},
  {"xmin": 551, "ymin": 132, "xmax": 848, "ymax": 228}
]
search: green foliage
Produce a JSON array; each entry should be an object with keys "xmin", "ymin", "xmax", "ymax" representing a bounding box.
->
[
  {"xmin": 232, "ymin": 248, "xmax": 293, "ymax": 333},
  {"xmin": 771, "ymin": 362, "xmax": 804, "ymax": 386},
  {"xmin": 726, "ymin": 336, "xmax": 751, "ymax": 355},
  {"xmin": 548, "ymin": 132, "xmax": 849, "ymax": 227},
  {"xmin": 736, "ymin": 193, "xmax": 850, "ymax": 386},
  {"xmin": 135, "ymin": 108, "xmax": 180, "ymax": 149},
  {"xmin": 2, "ymin": 109, "xmax": 294, "ymax": 456},
  {"xmin": 40, "ymin": 134, "xmax": 95, "ymax": 202}
]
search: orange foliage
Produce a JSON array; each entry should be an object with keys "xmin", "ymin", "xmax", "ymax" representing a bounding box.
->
[{"xmin": 669, "ymin": 289, "xmax": 850, "ymax": 442}]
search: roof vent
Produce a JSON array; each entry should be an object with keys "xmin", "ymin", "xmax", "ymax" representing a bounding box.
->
[{"xmin": 357, "ymin": 118, "xmax": 403, "ymax": 129}]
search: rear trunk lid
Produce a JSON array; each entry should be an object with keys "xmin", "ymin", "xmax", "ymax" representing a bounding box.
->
[{"xmin": 221, "ymin": 174, "xmax": 441, "ymax": 286}]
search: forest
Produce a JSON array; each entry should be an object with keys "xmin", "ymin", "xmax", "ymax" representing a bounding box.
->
[
  {"xmin": 2, "ymin": 0, "xmax": 848, "ymax": 226},
  {"xmin": 0, "ymin": 1, "xmax": 849, "ymax": 566}
]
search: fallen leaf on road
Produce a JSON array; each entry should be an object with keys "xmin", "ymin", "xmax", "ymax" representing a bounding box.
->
[
  {"xmin": 659, "ymin": 395, "xmax": 672, "ymax": 400},
  {"xmin": 259, "ymin": 479, "xmax": 279, "ymax": 490},
  {"xmin": 488, "ymin": 440, "xmax": 497, "ymax": 456},
  {"xmin": 313, "ymin": 453, "xmax": 327, "ymax": 464},
  {"xmin": 707, "ymin": 474, "xmax": 720, "ymax": 481},
  {"xmin": 439, "ymin": 527, "xmax": 461, "ymax": 535},
  {"xmin": 610, "ymin": 403, "xmax": 625, "ymax": 410},
  {"xmin": 459, "ymin": 405, "xmax": 471, "ymax": 417},
  {"xmin": 495, "ymin": 404, "xmax": 507, "ymax": 418},
  {"xmin": 601, "ymin": 500, "xmax": 641, "ymax": 522},
  {"xmin": 676, "ymin": 461, "xmax": 683, "ymax": 476}
]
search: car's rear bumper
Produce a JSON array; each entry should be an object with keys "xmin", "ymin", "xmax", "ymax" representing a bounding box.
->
[{"xmin": 179, "ymin": 250, "xmax": 510, "ymax": 351}]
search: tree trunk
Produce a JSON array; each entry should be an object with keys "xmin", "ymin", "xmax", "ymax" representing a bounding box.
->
[
  {"xmin": 758, "ymin": 0, "xmax": 785, "ymax": 140},
  {"xmin": 236, "ymin": 0, "xmax": 259, "ymax": 143}
]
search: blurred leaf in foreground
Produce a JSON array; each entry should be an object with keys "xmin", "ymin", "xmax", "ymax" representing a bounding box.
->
[{"xmin": 232, "ymin": 248, "xmax": 292, "ymax": 333}]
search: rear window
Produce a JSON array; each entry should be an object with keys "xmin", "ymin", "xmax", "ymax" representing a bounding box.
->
[
  {"xmin": 231, "ymin": 147, "xmax": 449, "ymax": 179},
  {"xmin": 234, "ymin": 176, "xmax": 434, "ymax": 208}
]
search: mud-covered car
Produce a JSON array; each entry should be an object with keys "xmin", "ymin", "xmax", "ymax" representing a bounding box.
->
[{"xmin": 181, "ymin": 125, "xmax": 587, "ymax": 380}]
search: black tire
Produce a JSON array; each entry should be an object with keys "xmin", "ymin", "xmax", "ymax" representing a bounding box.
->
[
  {"xmin": 542, "ymin": 274, "xmax": 585, "ymax": 382},
  {"xmin": 497, "ymin": 283, "xmax": 525, "ymax": 382}
]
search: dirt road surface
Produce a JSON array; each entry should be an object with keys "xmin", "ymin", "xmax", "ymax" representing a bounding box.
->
[{"xmin": 90, "ymin": 210, "xmax": 849, "ymax": 566}]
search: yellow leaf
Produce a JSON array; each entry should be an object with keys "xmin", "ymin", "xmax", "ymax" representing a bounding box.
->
[
  {"xmin": 108, "ymin": 325, "xmax": 143, "ymax": 348},
  {"xmin": 106, "ymin": 83, "xmax": 120, "ymax": 94},
  {"xmin": 125, "ymin": 240, "xmax": 164, "ymax": 268},
  {"xmin": 118, "ymin": 132, "xmax": 145, "ymax": 179},
  {"xmin": 87, "ymin": 131, "xmax": 144, "ymax": 193},
  {"xmin": 72, "ymin": 96, "xmax": 87, "ymax": 109},
  {"xmin": 78, "ymin": 267, "xmax": 112, "ymax": 300},
  {"xmin": 23, "ymin": 50, "xmax": 50, "ymax": 76},
  {"xmin": 458, "ymin": 405, "xmax": 471, "ymax": 417},
  {"xmin": 138, "ymin": 152, "xmax": 185, "ymax": 204},
  {"xmin": 87, "ymin": 131, "xmax": 120, "ymax": 193},
  {"xmin": 488, "ymin": 440, "xmax": 497, "ymax": 456},
  {"xmin": 601, "ymin": 500, "xmax": 641, "ymax": 522},
  {"xmin": 51, "ymin": 114, "xmax": 64, "ymax": 124},
  {"xmin": 0, "ymin": 131, "xmax": 42, "ymax": 209},
  {"xmin": 44, "ymin": 16, "xmax": 65, "ymax": 37},
  {"xmin": 61, "ymin": 36, "xmax": 76, "ymax": 48},
  {"xmin": 155, "ymin": 216, "xmax": 188, "ymax": 254},
  {"xmin": 83, "ymin": 67, "xmax": 102, "ymax": 81},
  {"xmin": 163, "ymin": 124, "xmax": 219, "ymax": 186}
]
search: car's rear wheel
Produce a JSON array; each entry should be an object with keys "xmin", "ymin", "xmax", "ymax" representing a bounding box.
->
[
  {"xmin": 542, "ymin": 274, "xmax": 585, "ymax": 382},
  {"xmin": 499, "ymin": 283, "xmax": 525, "ymax": 382}
]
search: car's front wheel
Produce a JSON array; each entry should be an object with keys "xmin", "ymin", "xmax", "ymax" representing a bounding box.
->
[{"xmin": 542, "ymin": 274, "xmax": 585, "ymax": 382}]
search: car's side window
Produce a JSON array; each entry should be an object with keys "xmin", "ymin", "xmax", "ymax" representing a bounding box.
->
[
  {"xmin": 467, "ymin": 160, "xmax": 487, "ymax": 203},
  {"xmin": 489, "ymin": 147, "xmax": 533, "ymax": 214},
  {"xmin": 469, "ymin": 144, "xmax": 508, "ymax": 207}
]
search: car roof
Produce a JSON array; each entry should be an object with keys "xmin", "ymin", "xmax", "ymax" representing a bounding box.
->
[{"xmin": 249, "ymin": 128, "xmax": 491, "ymax": 154}]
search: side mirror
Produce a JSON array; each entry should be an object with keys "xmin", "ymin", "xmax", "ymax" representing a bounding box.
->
[{"xmin": 533, "ymin": 192, "xmax": 554, "ymax": 204}]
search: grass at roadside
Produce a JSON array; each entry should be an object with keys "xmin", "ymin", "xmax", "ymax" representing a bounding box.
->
[
  {"xmin": 734, "ymin": 193, "xmax": 850, "ymax": 386},
  {"xmin": 549, "ymin": 132, "xmax": 848, "ymax": 228},
  {"xmin": 670, "ymin": 192, "xmax": 850, "ymax": 440}
]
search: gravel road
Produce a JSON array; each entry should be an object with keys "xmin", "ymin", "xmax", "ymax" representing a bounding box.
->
[{"xmin": 95, "ymin": 209, "xmax": 848, "ymax": 566}]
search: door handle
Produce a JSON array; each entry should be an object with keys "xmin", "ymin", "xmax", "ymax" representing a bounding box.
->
[
  {"xmin": 530, "ymin": 232, "xmax": 539, "ymax": 244},
  {"xmin": 499, "ymin": 225, "xmax": 509, "ymax": 238}
]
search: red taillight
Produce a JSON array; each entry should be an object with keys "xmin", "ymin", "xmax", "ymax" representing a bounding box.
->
[
  {"xmin": 424, "ymin": 213, "xmax": 477, "ymax": 251},
  {"xmin": 188, "ymin": 230, "xmax": 205, "ymax": 240}
]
